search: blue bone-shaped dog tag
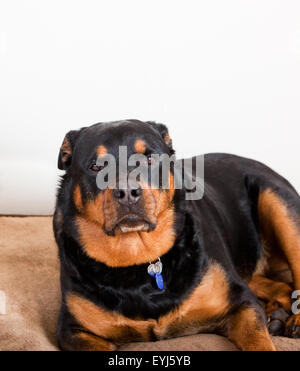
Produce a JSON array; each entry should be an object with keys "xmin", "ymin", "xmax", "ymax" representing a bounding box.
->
[{"xmin": 155, "ymin": 273, "xmax": 164, "ymax": 290}]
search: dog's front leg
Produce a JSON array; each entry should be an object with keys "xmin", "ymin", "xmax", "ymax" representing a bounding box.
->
[
  {"xmin": 227, "ymin": 305, "xmax": 276, "ymax": 351},
  {"xmin": 59, "ymin": 330, "xmax": 116, "ymax": 351},
  {"xmin": 57, "ymin": 306, "xmax": 117, "ymax": 351}
]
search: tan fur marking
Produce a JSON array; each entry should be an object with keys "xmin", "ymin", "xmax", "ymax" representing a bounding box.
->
[
  {"xmin": 72, "ymin": 332, "xmax": 116, "ymax": 351},
  {"xmin": 84, "ymin": 192, "xmax": 105, "ymax": 225},
  {"xmin": 134, "ymin": 139, "xmax": 146, "ymax": 154},
  {"xmin": 168, "ymin": 172, "xmax": 175, "ymax": 201},
  {"xmin": 249, "ymin": 275, "xmax": 292, "ymax": 314},
  {"xmin": 286, "ymin": 313, "xmax": 300, "ymax": 336},
  {"xmin": 155, "ymin": 264, "xmax": 230, "ymax": 339},
  {"xmin": 60, "ymin": 137, "xmax": 72, "ymax": 163},
  {"xmin": 97, "ymin": 145, "xmax": 107, "ymax": 157},
  {"xmin": 164, "ymin": 133, "xmax": 171, "ymax": 146},
  {"xmin": 147, "ymin": 174, "xmax": 175, "ymax": 217},
  {"xmin": 67, "ymin": 293, "xmax": 155, "ymax": 345},
  {"xmin": 102, "ymin": 189, "xmax": 121, "ymax": 231},
  {"xmin": 253, "ymin": 253, "xmax": 269, "ymax": 277},
  {"xmin": 75, "ymin": 180, "xmax": 176, "ymax": 267},
  {"xmin": 258, "ymin": 238, "xmax": 290, "ymax": 279},
  {"xmin": 258, "ymin": 189, "xmax": 300, "ymax": 290},
  {"xmin": 73, "ymin": 185, "xmax": 84, "ymax": 212},
  {"xmin": 228, "ymin": 307, "xmax": 276, "ymax": 351},
  {"xmin": 61, "ymin": 137, "xmax": 72, "ymax": 154},
  {"xmin": 76, "ymin": 206, "xmax": 175, "ymax": 267},
  {"xmin": 67, "ymin": 264, "xmax": 229, "ymax": 345}
]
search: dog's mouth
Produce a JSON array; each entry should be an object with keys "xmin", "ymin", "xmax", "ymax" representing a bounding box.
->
[
  {"xmin": 117, "ymin": 214, "xmax": 150, "ymax": 234},
  {"xmin": 107, "ymin": 214, "xmax": 155, "ymax": 235}
]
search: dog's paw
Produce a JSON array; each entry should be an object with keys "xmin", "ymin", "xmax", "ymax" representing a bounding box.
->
[
  {"xmin": 285, "ymin": 314, "xmax": 300, "ymax": 338},
  {"xmin": 267, "ymin": 306, "xmax": 289, "ymax": 336}
]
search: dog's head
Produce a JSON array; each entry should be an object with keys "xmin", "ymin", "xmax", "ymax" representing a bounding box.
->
[{"xmin": 58, "ymin": 120, "xmax": 176, "ymax": 244}]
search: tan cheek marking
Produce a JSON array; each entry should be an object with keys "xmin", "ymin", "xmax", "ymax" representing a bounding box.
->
[
  {"xmin": 73, "ymin": 184, "xmax": 84, "ymax": 212},
  {"xmin": 134, "ymin": 139, "xmax": 146, "ymax": 154},
  {"xmin": 74, "ymin": 185, "xmax": 176, "ymax": 267},
  {"xmin": 103, "ymin": 189, "xmax": 121, "ymax": 231},
  {"xmin": 155, "ymin": 264, "xmax": 230, "ymax": 339},
  {"xmin": 141, "ymin": 188, "xmax": 157, "ymax": 225},
  {"xmin": 97, "ymin": 145, "xmax": 107, "ymax": 156},
  {"xmin": 66, "ymin": 293, "xmax": 156, "ymax": 344},
  {"xmin": 84, "ymin": 192, "xmax": 105, "ymax": 225},
  {"xmin": 142, "ymin": 172, "xmax": 174, "ymax": 219},
  {"xmin": 74, "ymin": 182, "xmax": 176, "ymax": 266},
  {"xmin": 168, "ymin": 172, "xmax": 175, "ymax": 201},
  {"xmin": 75, "ymin": 206, "xmax": 175, "ymax": 267},
  {"xmin": 152, "ymin": 189, "xmax": 171, "ymax": 217},
  {"xmin": 78, "ymin": 189, "xmax": 121, "ymax": 230}
]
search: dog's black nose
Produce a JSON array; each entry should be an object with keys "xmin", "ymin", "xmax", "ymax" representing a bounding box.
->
[{"xmin": 113, "ymin": 186, "xmax": 142, "ymax": 205}]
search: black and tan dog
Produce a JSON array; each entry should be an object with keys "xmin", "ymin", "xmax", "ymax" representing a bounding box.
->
[{"xmin": 53, "ymin": 119, "xmax": 300, "ymax": 351}]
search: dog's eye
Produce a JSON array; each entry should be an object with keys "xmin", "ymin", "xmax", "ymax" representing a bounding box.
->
[
  {"xmin": 90, "ymin": 161, "xmax": 108, "ymax": 172},
  {"xmin": 90, "ymin": 164, "xmax": 101, "ymax": 172}
]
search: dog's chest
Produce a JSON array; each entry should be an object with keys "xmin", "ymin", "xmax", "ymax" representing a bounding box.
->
[{"xmin": 67, "ymin": 264, "xmax": 229, "ymax": 344}]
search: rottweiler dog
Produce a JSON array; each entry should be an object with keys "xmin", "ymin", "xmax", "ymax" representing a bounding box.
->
[{"xmin": 54, "ymin": 119, "xmax": 300, "ymax": 351}]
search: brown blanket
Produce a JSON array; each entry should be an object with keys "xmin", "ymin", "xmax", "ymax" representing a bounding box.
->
[{"xmin": 0, "ymin": 216, "xmax": 299, "ymax": 351}]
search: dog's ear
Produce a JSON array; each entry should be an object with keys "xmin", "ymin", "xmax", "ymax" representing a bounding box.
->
[
  {"xmin": 146, "ymin": 121, "xmax": 175, "ymax": 155},
  {"xmin": 57, "ymin": 129, "xmax": 82, "ymax": 170}
]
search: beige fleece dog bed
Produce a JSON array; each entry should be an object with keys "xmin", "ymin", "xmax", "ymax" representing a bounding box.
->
[{"xmin": 0, "ymin": 216, "xmax": 299, "ymax": 351}]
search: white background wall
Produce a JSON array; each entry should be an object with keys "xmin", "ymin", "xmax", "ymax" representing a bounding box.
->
[{"xmin": 0, "ymin": 0, "xmax": 300, "ymax": 214}]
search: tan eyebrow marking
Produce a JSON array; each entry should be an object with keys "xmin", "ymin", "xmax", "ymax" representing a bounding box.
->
[
  {"xmin": 97, "ymin": 145, "xmax": 107, "ymax": 157},
  {"xmin": 134, "ymin": 139, "xmax": 146, "ymax": 154}
]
